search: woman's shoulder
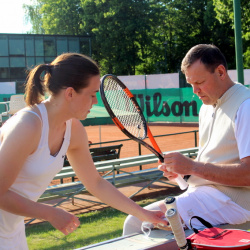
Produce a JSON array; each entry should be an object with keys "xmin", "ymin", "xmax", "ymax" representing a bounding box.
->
[
  {"xmin": 71, "ymin": 118, "xmax": 85, "ymax": 130},
  {"xmin": 68, "ymin": 119, "xmax": 88, "ymax": 149},
  {"xmin": 1, "ymin": 107, "xmax": 42, "ymax": 139}
]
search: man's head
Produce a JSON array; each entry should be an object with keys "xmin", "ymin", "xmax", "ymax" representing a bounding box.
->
[
  {"xmin": 181, "ymin": 44, "xmax": 234, "ymax": 106},
  {"xmin": 181, "ymin": 44, "xmax": 228, "ymax": 74}
]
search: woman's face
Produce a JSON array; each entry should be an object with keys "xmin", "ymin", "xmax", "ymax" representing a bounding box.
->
[{"xmin": 70, "ymin": 75, "xmax": 100, "ymax": 120}]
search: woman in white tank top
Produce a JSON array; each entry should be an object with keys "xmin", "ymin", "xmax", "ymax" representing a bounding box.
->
[{"xmin": 0, "ymin": 53, "xmax": 167, "ymax": 249}]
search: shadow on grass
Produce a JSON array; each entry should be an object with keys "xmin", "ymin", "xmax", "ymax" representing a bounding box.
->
[
  {"xmin": 26, "ymin": 195, "xmax": 165, "ymax": 234},
  {"xmin": 26, "ymin": 207, "xmax": 124, "ymax": 234}
]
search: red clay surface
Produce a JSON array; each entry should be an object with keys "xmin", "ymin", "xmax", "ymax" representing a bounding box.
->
[
  {"xmin": 87, "ymin": 123, "xmax": 198, "ymax": 157},
  {"xmin": 86, "ymin": 123, "xmax": 199, "ymax": 171}
]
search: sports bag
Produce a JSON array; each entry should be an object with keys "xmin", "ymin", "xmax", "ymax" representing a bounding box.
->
[{"xmin": 186, "ymin": 216, "xmax": 250, "ymax": 250}]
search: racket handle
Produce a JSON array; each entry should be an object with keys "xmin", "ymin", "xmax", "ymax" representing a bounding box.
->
[
  {"xmin": 166, "ymin": 208, "xmax": 189, "ymax": 250},
  {"xmin": 164, "ymin": 196, "xmax": 177, "ymax": 210},
  {"xmin": 175, "ymin": 175, "xmax": 189, "ymax": 190}
]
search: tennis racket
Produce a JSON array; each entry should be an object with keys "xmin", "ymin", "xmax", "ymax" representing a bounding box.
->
[{"xmin": 100, "ymin": 74, "xmax": 188, "ymax": 190}]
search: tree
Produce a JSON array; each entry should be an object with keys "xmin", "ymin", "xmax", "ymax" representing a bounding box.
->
[
  {"xmin": 134, "ymin": 0, "xmax": 236, "ymax": 73},
  {"xmin": 24, "ymin": 0, "xmax": 239, "ymax": 74},
  {"xmin": 24, "ymin": 0, "xmax": 83, "ymax": 35},
  {"xmin": 24, "ymin": 0, "xmax": 44, "ymax": 34},
  {"xmin": 213, "ymin": 0, "xmax": 250, "ymax": 68},
  {"xmin": 80, "ymin": 0, "xmax": 154, "ymax": 75}
]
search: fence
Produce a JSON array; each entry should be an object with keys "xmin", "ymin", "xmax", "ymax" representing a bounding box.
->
[{"xmin": 90, "ymin": 130, "xmax": 199, "ymax": 165}]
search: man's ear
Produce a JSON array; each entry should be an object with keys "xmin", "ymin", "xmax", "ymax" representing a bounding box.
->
[
  {"xmin": 216, "ymin": 65, "xmax": 226, "ymax": 79},
  {"xmin": 64, "ymin": 87, "xmax": 75, "ymax": 101}
]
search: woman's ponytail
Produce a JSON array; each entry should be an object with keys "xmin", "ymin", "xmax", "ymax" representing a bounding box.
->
[{"xmin": 25, "ymin": 64, "xmax": 51, "ymax": 106}]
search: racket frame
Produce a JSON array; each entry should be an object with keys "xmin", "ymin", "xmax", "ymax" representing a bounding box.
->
[{"xmin": 100, "ymin": 74, "xmax": 164, "ymax": 162}]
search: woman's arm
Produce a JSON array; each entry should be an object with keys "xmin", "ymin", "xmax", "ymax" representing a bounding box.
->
[
  {"xmin": 67, "ymin": 119, "xmax": 168, "ymax": 226},
  {"xmin": 0, "ymin": 114, "xmax": 79, "ymax": 235}
]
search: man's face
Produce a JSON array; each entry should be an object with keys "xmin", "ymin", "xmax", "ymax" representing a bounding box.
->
[{"xmin": 185, "ymin": 60, "xmax": 223, "ymax": 105}]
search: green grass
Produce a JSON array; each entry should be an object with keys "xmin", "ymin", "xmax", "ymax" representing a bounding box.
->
[{"xmin": 26, "ymin": 196, "xmax": 165, "ymax": 250}]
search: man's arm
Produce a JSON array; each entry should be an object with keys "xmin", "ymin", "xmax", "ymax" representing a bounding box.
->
[
  {"xmin": 160, "ymin": 99, "xmax": 250, "ymax": 186},
  {"xmin": 159, "ymin": 153, "xmax": 250, "ymax": 186},
  {"xmin": 191, "ymin": 157, "xmax": 250, "ymax": 186}
]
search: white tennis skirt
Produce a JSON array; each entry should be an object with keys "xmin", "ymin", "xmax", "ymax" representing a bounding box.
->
[
  {"xmin": 176, "ymin": 185, "xmax": 250, "ymax": 229},
  {"xmin": 0, "ymin": 223, "xmax": 28, "ymax": 250}
]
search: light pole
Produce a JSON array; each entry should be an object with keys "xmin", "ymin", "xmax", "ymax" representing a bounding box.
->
[{"xmin": 233, "ymin": 0, "xmax": 244, "ymax": 84}]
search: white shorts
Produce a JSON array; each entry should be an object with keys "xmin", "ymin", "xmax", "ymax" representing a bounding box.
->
[
  {"xmin": 176, "ymin": 185, "xmax": 250, "ymax": 229},
  {"xmin": 122, "ymin": 185, "xmax": 250, "ymax": 236}
]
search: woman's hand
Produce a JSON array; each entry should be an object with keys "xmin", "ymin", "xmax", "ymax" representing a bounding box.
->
[
  {"xmin": 47, "ymin": 207, "xmax": 80, "ymax": 235},
  {"xmin": 141, "ymin": 209, "xmax": 169, "ymax": 228}
]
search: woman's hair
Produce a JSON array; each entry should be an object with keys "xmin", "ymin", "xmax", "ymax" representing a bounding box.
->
[
  {"xmin": 25, "ymin": 53, "xmax": 100, "ymax": 106},
  {"xmin": 181, "ymin": 44, "xmax": 228, "ymax": 74}
]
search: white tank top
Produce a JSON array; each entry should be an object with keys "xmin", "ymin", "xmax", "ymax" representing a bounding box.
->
[{"xmin": 0, "ymin": 103, "xmax": 72, "ymax": 237}]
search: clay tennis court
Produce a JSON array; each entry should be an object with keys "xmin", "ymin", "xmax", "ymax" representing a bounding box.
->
[{"xmin": 86, "ymin": 123, "xmax": 199, "ymax": 160}]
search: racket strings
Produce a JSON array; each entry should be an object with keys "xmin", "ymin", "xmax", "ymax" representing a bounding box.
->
[{"xmin": 103, "ymin": 78, "xmax": 146, "ymax": 139}]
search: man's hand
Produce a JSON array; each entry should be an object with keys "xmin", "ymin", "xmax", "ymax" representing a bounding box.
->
[{"xmin": 158, "ymin": 152, "xmax": 194, "ymax": 180}]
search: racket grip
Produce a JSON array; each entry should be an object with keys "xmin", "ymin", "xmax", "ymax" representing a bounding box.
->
[
  {"xmin": 166, "ymin": 208, "xmax": 189, "ymax": 250},
  {"xmin": 175, "ymin": 175, "xmax": 189, "ymax": 190}
]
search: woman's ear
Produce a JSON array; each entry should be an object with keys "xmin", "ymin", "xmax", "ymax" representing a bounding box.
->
[{"xmin": 64, "ymin": 87, "xmax": 75, "ymax": 101}]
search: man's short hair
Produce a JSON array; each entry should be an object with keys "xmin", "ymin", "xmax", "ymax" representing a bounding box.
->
[{"xmin": 181, "ymin": 44, "xmax": 228, "ymax": 74}]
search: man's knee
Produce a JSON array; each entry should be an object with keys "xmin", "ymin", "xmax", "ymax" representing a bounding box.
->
[{"xmin": 123, "ymin": 215, "xmax": 142, "ymax": 236}]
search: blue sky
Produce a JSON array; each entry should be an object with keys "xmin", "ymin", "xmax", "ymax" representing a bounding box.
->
[{"xmin": 0, "ymin": 0, "xmax": 32, "ymax": 34}]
